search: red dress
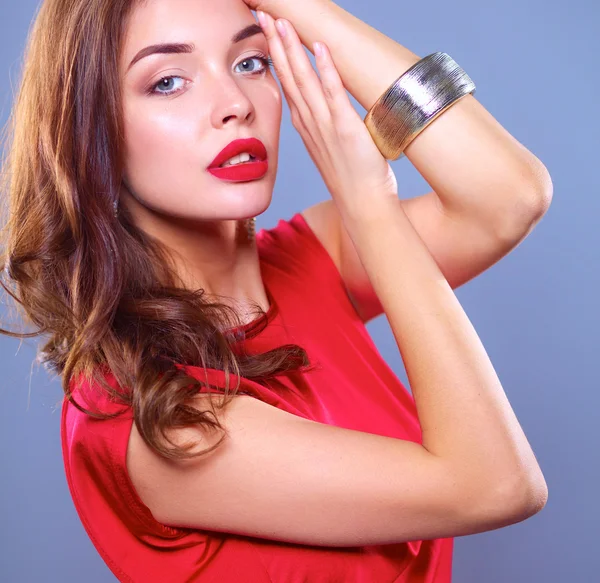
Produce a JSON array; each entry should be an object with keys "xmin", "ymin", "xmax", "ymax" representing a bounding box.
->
[{"xmin": 61, "ymin": 212, "xmax": 453, "ymax": 582}]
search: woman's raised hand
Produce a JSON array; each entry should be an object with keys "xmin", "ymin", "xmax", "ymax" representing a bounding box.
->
[{"xmin": 257, "ymin": 12, "xmax": 398, "ymax": 207}]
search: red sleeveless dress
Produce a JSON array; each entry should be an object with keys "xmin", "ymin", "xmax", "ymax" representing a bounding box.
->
[{"xmin": 62, "ymin": 212, "xmax": 454, "ymax": 582}]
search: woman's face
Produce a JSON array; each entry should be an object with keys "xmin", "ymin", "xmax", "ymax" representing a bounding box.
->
[{"xmin": 119, "ymin": 0, "xmax": 282, "ymax": 228}]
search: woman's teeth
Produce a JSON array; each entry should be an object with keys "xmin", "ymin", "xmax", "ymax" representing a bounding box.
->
[{"xmin": 220, "ymin": 152, "xmax": 256, "ymax": 167}]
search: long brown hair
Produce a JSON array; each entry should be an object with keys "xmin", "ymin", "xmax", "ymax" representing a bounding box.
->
[{"xmin": 0, "ymin": 0, "xmax": 312, "ymax": 460}]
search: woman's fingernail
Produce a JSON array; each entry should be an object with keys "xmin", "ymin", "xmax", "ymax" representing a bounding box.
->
[
  {"xmin": 257, "ymin": 11, "xmax": 266, "ymax": 27},
  {"xmin": 276, "ymin": 19, "xmax": 287, "ymax": 37}
]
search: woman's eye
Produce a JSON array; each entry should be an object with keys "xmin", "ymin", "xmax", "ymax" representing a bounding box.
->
[
  {"xmin": 235, "ymin": 55, "xmax": 273, "ymax": 75},
  {"xmin": 148, "ymin": 76, "xmax": 186, "ymax": 96}
]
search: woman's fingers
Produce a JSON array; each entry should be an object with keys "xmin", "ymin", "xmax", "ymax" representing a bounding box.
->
[
  {"xmin": 274, "ymin": 18, "xmax": 332, "ymax": 124},
  {"xmin": 312, "ymin": 41, "xmax": 355, "ymax": 128},
  {"xmin": 258, "ymin": 13, "xmax": 330, "ymax": 126}
]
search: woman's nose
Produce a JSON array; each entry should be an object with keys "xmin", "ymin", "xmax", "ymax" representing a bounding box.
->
[{"xmin": 209, "ymin": 76, "xmax": 255, "ymax": 128}]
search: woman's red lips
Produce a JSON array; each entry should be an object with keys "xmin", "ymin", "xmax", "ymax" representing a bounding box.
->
[{"xmin": 208, "ymin": 137, "xmax": 268, "ymax": 169}]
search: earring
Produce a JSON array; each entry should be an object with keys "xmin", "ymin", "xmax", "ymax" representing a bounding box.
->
[
  {"xmin": 113, "ymin": 198, "xmax": 119, "ymax": 218},
  {"xmin": 246, "ymin": 217, "xmax": 256, "ymax": 242}
]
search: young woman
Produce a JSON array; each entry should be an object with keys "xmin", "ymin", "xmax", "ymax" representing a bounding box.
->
[{"xmin": 0, "ymin": 0, "xmax": 552, "ymax": 581}]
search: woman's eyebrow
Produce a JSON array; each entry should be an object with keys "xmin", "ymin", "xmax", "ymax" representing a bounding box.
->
[{"xmin": 126, "ymin": 23, "xmax": 264, "ymax": 73}]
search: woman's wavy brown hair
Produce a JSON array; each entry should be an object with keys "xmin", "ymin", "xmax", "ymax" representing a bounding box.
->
[{"xmin": 0, "ymin": 0, "xmax": 313, "ymax": 460}]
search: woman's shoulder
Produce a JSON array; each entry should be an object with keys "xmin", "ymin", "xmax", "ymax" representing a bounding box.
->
[{"xmin": 257, "ymin": 210, "xmax": 345, "ymax": 287}]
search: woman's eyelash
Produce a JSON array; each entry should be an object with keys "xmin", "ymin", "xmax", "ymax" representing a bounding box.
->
[{"xmin": 146, "ymin": 54, "xmax": 274, "ymax": 97}]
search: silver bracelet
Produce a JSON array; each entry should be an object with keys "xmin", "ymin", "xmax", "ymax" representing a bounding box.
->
[{"xmin": 364, "ymin": 52, "xmax": 476, "ymax": 160}]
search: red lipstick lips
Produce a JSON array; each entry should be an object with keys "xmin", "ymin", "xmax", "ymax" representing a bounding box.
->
[
  {"xmin": 207, "ymin": 137, "xmax": 269, "ymax": 182},
  {"xmin": 209, "ymin": 137, "xmax": 267, "ymax": 168}
]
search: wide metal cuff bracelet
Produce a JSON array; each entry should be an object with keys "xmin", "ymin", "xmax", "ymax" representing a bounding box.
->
[{"xmin": 364, "ymin": 52, "xmax": 476, "ymax": 161}]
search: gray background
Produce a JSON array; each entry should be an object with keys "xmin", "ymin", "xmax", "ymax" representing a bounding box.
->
[{"xmin": 1, "ymin": 0, "xmax": 597, "ymax": 581}]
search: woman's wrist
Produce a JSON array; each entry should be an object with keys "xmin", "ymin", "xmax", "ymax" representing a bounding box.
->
[{"xmin": 256, "ymin": 0, "xmax": 332, "ymax": 20}]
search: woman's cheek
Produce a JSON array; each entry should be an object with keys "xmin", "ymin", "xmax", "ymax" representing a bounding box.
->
[{"xmin": 126, "ymin": 106, "xmax": 198, "ymax": 175}]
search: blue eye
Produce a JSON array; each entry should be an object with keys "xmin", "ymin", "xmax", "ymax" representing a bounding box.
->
[
  {"xmin": 149, "ymin": 76, "xmax": 186, "ymax": 96},
  {"xmin": 147, "ymin": 54, "xmax": 274, "ymax": 97},
  {"xmin": 235, "ymin": 55, "xmax": 274, "ymax": 75}
]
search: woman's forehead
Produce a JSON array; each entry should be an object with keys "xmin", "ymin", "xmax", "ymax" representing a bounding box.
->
[{"xmin": 120, "ymin": 0, "xmax": 257, "ymax": 71}]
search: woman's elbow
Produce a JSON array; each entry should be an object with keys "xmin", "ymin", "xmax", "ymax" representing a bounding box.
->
[{"xmin": 491, "ymin": 471, "xmax": 549, "ymax": 524}]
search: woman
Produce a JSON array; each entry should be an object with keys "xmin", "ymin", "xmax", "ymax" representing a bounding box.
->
[{"xmin": 0, "ymin": 0, "xmax": 552, "ymax": 581}]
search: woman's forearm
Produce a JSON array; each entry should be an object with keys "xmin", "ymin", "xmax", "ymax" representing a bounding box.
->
[
  {"xmin": 265, "ymin": 0, "xmax": 552, "ymax": 229},
  {"xmin": 336, "ymin": 193, "xmax": 548, "ymax": 514}
]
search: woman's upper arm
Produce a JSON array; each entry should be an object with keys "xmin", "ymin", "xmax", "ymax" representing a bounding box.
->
[{"xmin": 126, "ymin": 394, "xmax": 523, "ymax": 548}]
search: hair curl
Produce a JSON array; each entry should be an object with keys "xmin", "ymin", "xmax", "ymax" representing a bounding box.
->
[{"xmin": 0, "ymin": 0, "xmax": 313, "ymax": 461}]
